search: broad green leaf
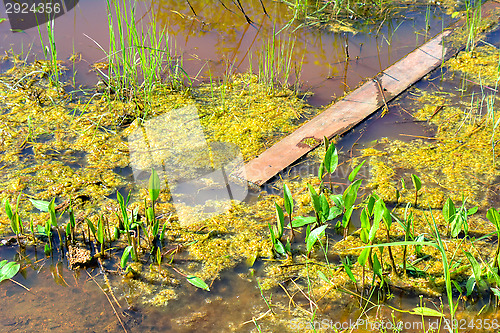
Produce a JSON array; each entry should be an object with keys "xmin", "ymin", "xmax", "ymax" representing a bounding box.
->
[
  {"xmin": 86, "ymin": 218, "xmax": 96, "ymax": 237},
  {"xmin": 486, "ymin": 208, "xmax": 500, "ymax": 230},
  {"xmin": 373, "ymin": 199, "xmax": 385, "ymax": 226},
  {"xmin": 491, "ymin": 287, "xmax": 500, "ymax": 298},
  {"xmin": 382, "ymin": 206, "xmax": 392, "ymax": 228},
  {"xmin": 410, "ymin": 307, "xmax": 444, "ymax": 317},
  {"xmin": 319, "ymin": 194, "xmax": 329, "ymax": 222},
  {"xmin": 463, "ymin": 251, "xmax": 481, "ymax": 283},
  {"xmin": 285, "ymin": 238, "xmax": 291, "ymax": 253},
  {"xmin": 306, "ymin": 225, "xmax": 328, "ymax": 253},
  {"xmin": 274, "ymin": 240, "xmax": 286, "ymax": 255},
  {"xmin": 291, "ymin": 216, "xmax": 316, "ymax": 228},
  {"xmin": 4, "ymin": 199, "xmax": 13, "ymax": 220},
  {"xmin": 187, "ymin": 275, "xmax": 210, "ymax": 291},
  {"xmin": 146, "ymin": 207, "xmax": 155, "ymax": 224},
  {"xmin": 318, "ymin": 161, "xmax": 325, "ymax": 181},
  {"xmin": 357, "ymin": 247, "xmax": 370, "ymax": 267},
  {"xmin": 452, "ymin": 280, "xmax": 463, "ymax": 294},
  {"xmin": 348, "ymin": 160, "xmax": 366, "ymax": 182},
  {"xmin": 327, "ymin": 205, "xmax": 342, "ymax": 220},
  {"xmin": 0, "ymin": 260, "xmax": 6, "ymax": 269},
  {"xmin": 66, "ymin": 223, "xmax": 71, "ymax": 237},
  {"xmin": 373, "ymin": 253, "xmax": 383, "ymax": 284},
  {"xmin": 96, "ymin": 217, "xmax": 104, "ymax": 244},
  {"xmin": 44, "ymin": 243, "xmax": 51, "ymax": 255},
  {"xmin": 368, "ymin": 213, "xmax": 380, "ymax": 243},
  {"xmin": 342, "ymin": 179, "xmax": 362, "ymax": 210},
  {"xmin": 342, "ymin": 260, "xmax": 356, "ymax": 284},
  {"xmin": 152, "ymin": 219, "xmax": 160, "ymax": 237},
  {"xmin": 411, "ymin": 174, "xmax": 421, "ymax": 192},
  {"xmin": 0, "ymin": 18, "xmax": 6, "ymax": 24},
  {"xmin": 324, "ymin": 143, "xmax": 338, "ymax": 174},
  {"xmin": 442, "ymin": 198, "xmax": 456, "ymax": 224},
  {"xmin": 467, "ymin": 206, "xmax": 478, "ymax": 216},
  {"xmin": 121, "ymin": 245, "xmax": 133, "ymax": 268},
  {"xmin": 275, "ymin": 203, "xmax": 284, "ymax": 239},
  {"xmin": 450, "ymin": 215, "xmax": 463, "ymax": 238},
  {"xmin": 29, "ymin": 199, "xmax": 51, "ymax": 212},
  {"xmin": 149, "ymin": 168, "xmax": 161, "ymax": 203},
  {"xmin": 366, "ymin": 195, "xmax": 376, "ymax": 216},
  {"xmin": 9, "ymin": 214, "xmax": 19, "ymax": 234},
  {"xmin": 466, "ymin": 275, "xmax": 476, "ymax": 296},
  {"xmin": 117, "ymin": 191, "xmax": 129, "ymax": 226},
  {"xmin": 307, "ymin": 184, "xmax": 320, "ymax": 214},
  {"xmin": 283, "ymin": 184, "xmax": 293, "ymax": 216},
  {"xmin": 360, "ymin": 209, "xmax": 370, "ymax": 244},
  {"xmin": 267, "ymin": 222, "xmax": 276, "ymax": 244},
  {"xmin": 317, "ymin": 271, "xmax": 331, "ymax": 284},
  {"xmin": 0, "ymin": 261, "xmax": 20, "ymax": 282},
  {"xmin": 330, "ymin": 194, "xmax": 343, "ymax": 208},
  {"xmin": 342, "ymin": 206, "xmax": 354, "ymax": 229},
  {"xmin": 48, "ymin": 198, "xmax": 57, "ymax": 227},
  {"xmin": 360, "ymin": 208, "xmax": 370, "ymax": 230}
]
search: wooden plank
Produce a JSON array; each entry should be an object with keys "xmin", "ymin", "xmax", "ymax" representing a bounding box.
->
[{"xmin": 235, "ymin": 2, "xmax": 500, "ymax": 186}]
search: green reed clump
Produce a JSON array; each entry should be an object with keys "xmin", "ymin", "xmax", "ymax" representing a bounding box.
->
[
  {"xmin": 252, "ymin": 32, "xmax": 301, "ymax": 94},
  {"xmin": 104, "ymin": 0, "xmax": 188, "ymax": 118}
]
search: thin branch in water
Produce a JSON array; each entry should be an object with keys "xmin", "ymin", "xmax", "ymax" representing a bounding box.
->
[
  {"xmin": 86, "ymin": 270, "xmax": 129, "ymax": 333},
  {"xmin": 186, "ymin": 0, "xmax": 197, "ymax": 16}
]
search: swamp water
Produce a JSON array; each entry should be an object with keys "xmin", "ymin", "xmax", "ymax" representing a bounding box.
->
[{"xmin": 1, "ymin": 1, "xmax": 499, "ymax": 332}]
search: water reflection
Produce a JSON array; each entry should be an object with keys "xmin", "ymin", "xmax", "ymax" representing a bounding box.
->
[{"xmin": 0, "ymin": 0, "xmax": 451, "ymax": 106}]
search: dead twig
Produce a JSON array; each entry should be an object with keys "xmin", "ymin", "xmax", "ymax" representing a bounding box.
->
[{"xmin": 86, "ymin": 270, "xmax": 128, "ymax": 333}]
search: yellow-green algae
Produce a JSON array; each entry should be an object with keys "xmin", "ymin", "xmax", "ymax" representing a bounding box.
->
[
  {"xmin": 2, "ymin": 41, "xmax": 500, "ymax": 331},
  {"xmin": 0, "ymin": 56, "xmax": 321, "ymax": 308},
  {"xmin": 447, "ymin": 44, "xmax": 500, "ymax": 87}
]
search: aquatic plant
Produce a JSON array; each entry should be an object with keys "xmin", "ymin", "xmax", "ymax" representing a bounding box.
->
[
  {"xmin": 318, "ymin": 137, "xmax": 338, "ymax": 191},
  {"xmin": 103, "ymin": 0, "xmax": 186, "ymax": 117},
  {"xmin": 268, "ymin": 203, "xmax": 288, "ymax": 256},
  {"xmin": 283, "ymin": 184, "xmax": 295, "ymax": 238},
  {"xmin": 116, "ymin": 190, "xmax": 138, "ymax": 261},
  {"xmin": 0, "ymin": 260, "xmax": 20, "ymax": 283},
  {"xmin": 4, "ymin": 194, "xmax": 23, "ymax": 247},
  {"xmin": 305, "ymin": 224, "xmax": 328, "ymax": 255},
  {"xmin": 410, "ymin": 174, "xmax": 421, "ymax": 207},
  {"xmin": 443, "ymin": 197, "xmax": 478, "ymax": 238},
  {"xmin": 86, "ymin": 216, "xmax": 106, "ymax": 257},
  {"xmin": 486, "ymin": 207, "xmax": 500, "ymax": 269},
  {"xmin": 36, "ymin": 13, "xmax": 59, "ymax": 87},
  {"xmin": 255, "ymin": 32, "xmax": 299, "ymax": 94},
  {"xmin": 146, "ymin": 168, "xmax": 161, "ymax": 255}
]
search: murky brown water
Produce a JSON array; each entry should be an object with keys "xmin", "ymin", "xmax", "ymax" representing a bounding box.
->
[
  {"xmin": 0, "ymin": 1, "xmax": 478, "ymax": 332},
  {"xmin": 0, "ymin": 0, "xmax": 451, "ymax": 106}
]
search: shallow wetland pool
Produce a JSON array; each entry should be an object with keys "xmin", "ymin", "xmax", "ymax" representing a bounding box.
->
[{"xmin": 0, "ymin": 0, "xmax": 500, "ymax": 332}]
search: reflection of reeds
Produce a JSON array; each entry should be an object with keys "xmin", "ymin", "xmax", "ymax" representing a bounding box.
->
[{"xmin": 281, "ymin": 0, "xmax": 409, "ymax": 32}]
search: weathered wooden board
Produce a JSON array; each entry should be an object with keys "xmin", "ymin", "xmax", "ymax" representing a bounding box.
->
[{"xmin": 235, "ymin": 2, "xmax": 500, "ymax": 186}]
